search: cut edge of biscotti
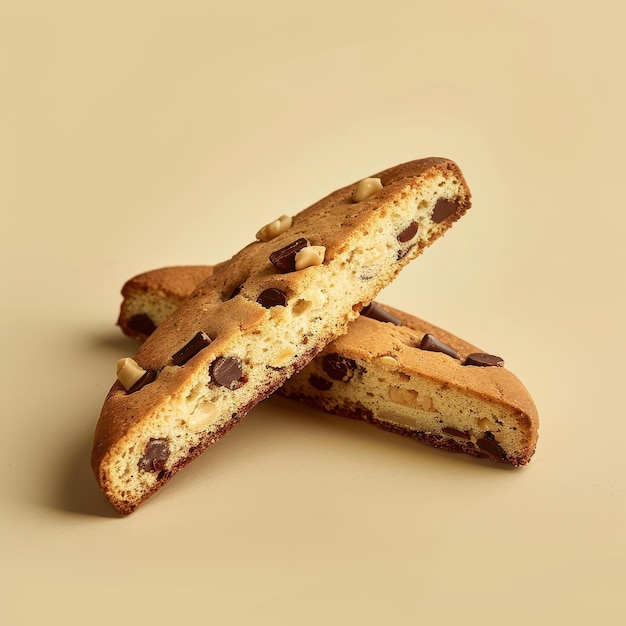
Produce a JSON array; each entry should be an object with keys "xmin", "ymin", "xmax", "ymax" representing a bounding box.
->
[
  {"xmin": 281, "ymin": 306, "xmax": 539, "ymax": 467},
  {"xmin": 93, "ymin": 158, "xmax": 470, "ymax": 513},
  {"xmin": 117, "ymin": 265, "xmax": 215, "ymax": 340},
  {"xmin": 119, "ymin": 275, "xmax": 538, "ymax": 467}
]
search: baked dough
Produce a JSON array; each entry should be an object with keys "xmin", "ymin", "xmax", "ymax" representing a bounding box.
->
[
  {"xmin": 93, "ymin": 157, "xmax": 471, "ymax": 513},
  {"xmin": 285, "ymin": 306, "xmax": 538, "ymax": 467},
  {"xmin": 119, "ymin": 270, "xmax": 538, "ymax": 468}
]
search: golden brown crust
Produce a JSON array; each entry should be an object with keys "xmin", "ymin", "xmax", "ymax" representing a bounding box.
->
[
  {"xmin": 94, "ymin": 157, "xmax": 471, "ymax": 513},
  {"xmin": 326, "ymin": 307, "xmax": 538, "ymax": 424},
  {"xmin": 121, "ymin": 265, "xmax": 214, "ymax": 301}
]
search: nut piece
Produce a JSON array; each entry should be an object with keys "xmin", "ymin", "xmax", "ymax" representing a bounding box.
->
[
  {"xmin": 116, "ymin": 357, "xmax": 147, "ymax": 391},
  {"xmin": 358, "ymin": 244, "xmax": 386, "ymax": 265},
  {"xmin": 295, "ymin": 245, "xmax": 326, "ymax": 271},
  {"xmin": 256, "ymin": 215, "xmax": 293, "ymax": 242},
  {"xmin": 269, "ymin": 345, "xmax": 297, "ymax": 368},
  {"xmin": 389, "ymin": 386, "xmax": 435, "ymax": 411},
  {"xmin": 188, "ymin": 399, "xmax": 217, "ymax": 430},
  {"xmin": 352, "ymin": 177, "xmax": 383, "ymax": 203},
  {"xmin": 389, "ymin": 386, "xmax": 420, "ymax": 408}
]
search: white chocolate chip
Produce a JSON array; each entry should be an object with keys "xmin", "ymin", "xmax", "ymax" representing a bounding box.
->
[
  {"xmin": 256, "ymin": 214, "xmax": 293, "ymax": 242},
  {"xmin": 352, "ymin": 177, "xmax": 383, "ymax": 203},
  {"xmin": 116, "ymin": 357, "xmax": 147, "ymax": 391},
  {"xmin": 295, "ymin": 245, "xmax": 326, "ymax": 271}
]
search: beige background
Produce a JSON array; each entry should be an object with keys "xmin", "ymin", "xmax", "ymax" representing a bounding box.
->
[{"xmin": 1, "ymin": 1, "xmax": 624, "ymax": 624}]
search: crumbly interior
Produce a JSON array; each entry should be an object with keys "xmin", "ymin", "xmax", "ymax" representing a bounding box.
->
[
  {"xmin": 94, "ymin": 159, "xmax": 470, "ymax": 513},
  {"xmin": 280, "ymin": 317, "xmax": 537, "ymax": 466},
  {"xmin": 121, "ymin": 283, "xmax": 538, "ymax": 467},
  {"xmin": 122, "ymin": 292, "xmax": 179, "ymax": 329}
]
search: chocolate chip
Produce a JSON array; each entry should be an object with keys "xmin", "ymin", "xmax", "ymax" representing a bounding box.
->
[
  {"xmin": 138, "ymin": 438, "xmax": 170, "ymax": 473},
  {"xmin": 476, "ymin": 434, "xmax": 506, "ymax": 460},
  {"xmin": 127, "ymin": 369, "xmax": 157, "ymax": 394},
  {"xmin": 464, "ymin": 353, "xmax": 504, "ymax": 367},
  {"xmin": 442, "ymin": 427, "xmax": 470, "ymax": 440},
  {"xmin": 127, "ymin": 313, "xmax": 156, "ymax": 336},
  {"xmin": 322, "ymin": 353, "xmax": 357, "ymax": 381},
  {"xmin": 257, "ymin": 288, "xmax": 287, "ymax": 308},
  {"xmin": 309, "ymin": 374, "xmax": 333, "ymax": 390},
  {"xmin": 419, "ymin": 334, "xmax": 460, "ymax": 359},
  {"xmin": 432, "ymin": 197, "xmax": 460, "ymax": 223},
  {"xmin": 270, "ymin": 238, "xmax": 309, "ymax": 273},
  {"xmin": 210, "ymin": 356, "xmax": 244, "ymax": 388},
  {"xmin": 171, "ymin": 331, "xmax": 212, "ymax": 366},
  {"xmin": 397, "ymin": 221, "xmax": 419, "ymax": 243},
  {"xmin": 361, "ymin": 302, "xmax": 402, "ymax": 326}
]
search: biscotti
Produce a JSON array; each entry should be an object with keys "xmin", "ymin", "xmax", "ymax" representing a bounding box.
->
[
  {"xmin": 284, "ymin": 305, "xmax": 538, "ymax": 466},
  {"xmin": 119, "ymin": 269, "xmax": 538, "ymax": 466},
  {"xmin": 93, "ymin": 157, "xmax": 471, "ymax": 513},
  {"xmin": 117, "ymin": 265, "xmax": 214, "ymax": 340}
]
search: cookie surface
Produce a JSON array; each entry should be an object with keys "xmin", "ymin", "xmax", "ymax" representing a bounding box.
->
[
  {"xmin": 93, "ymin": 157, "xmax": 471, "ymax": 513},
  {"xmin": 119, "ymin": 272, "xmax": 538, "ymax": 467}
]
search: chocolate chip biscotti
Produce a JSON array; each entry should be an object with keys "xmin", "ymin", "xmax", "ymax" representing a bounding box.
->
[
  {"xmin": 284, "ymin": 304, "xmax": 538, "ymax": 466},
  {"xmin": 119, "ymin": 269, "xmax": 538, "ymax": 466},
  {"xmin": 93, "ymin": 157, "xmax": 471, "ymax": 513}
]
